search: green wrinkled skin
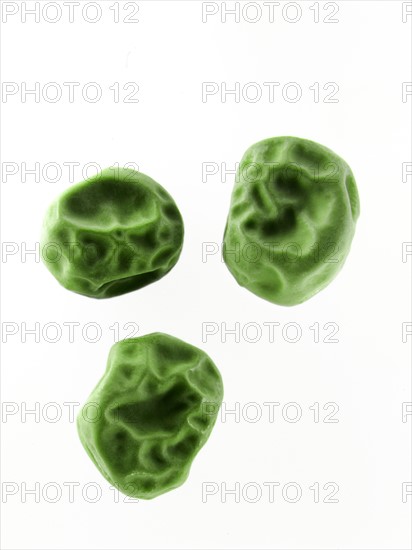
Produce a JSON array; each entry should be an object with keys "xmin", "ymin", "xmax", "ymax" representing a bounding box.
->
[
  {"xmin": 77, "ymin": 333, "xmax": 224, "ymax": 500},
  {"xmin": 223, "ymin": 137, "xmax": 360, "ymax": 306},
  {"xmin": 41, "ymin": 168, "xmax": 184, "ymax": 298}
]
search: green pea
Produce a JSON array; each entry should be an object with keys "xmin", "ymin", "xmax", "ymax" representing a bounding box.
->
[
  {"xmin": 41, "ymin": 168, "xmax": 184, "ymax": 298},
  {"xmin": 223, "ymin": 136, "xmax": 360, "ymax": 306},
  {"xmin": 77, "ymin": 333, "xmax": 224, "ymax": 499}
]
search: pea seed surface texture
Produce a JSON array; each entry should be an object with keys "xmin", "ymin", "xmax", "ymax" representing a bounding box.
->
[
  {"xmin": 223, "ymin": 136, "xmax": 360, "ymax": 306},
  {"xmin": 41, "ymin": 168, "xmax": 184, "ymax": 298},
  {"xmin": 77, "ymin": 333, "xmax": 224, "ymax": 499}
]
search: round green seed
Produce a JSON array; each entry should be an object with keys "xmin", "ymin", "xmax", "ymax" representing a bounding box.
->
[
  {"xmin": 223, "ymin": 136, "xmax": 360, "ymax": 306},
  {"xmin": 41, "ymin": 168, "xmax": 184, "ymax": 298},
  {"xmin": 77, "ymin": 333, "xmax": 224, "ymax": 499}
]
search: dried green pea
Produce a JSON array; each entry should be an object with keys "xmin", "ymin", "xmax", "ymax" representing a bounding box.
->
[
  {"xmin": 223, "ymin": 136, "xmax": 360, "ymax": 306},
  {"xmin": 41, "ymin": 168, "xmax": 184, "ymax": 298},
  {"xmin": 77, "ymin": 333, "xmax": 224, "ymax": 500}
]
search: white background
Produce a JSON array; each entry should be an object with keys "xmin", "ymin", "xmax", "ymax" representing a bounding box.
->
[{"xmin": 1, "ymin": 1, "xmax": 411, "ymax": 549}]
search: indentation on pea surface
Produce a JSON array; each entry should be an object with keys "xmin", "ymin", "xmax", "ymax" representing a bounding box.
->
[
  {"xmin": 169, "ymin": 434, "xmax": 199, "ymax": 460},
  {"xmin": 231, "ymin": 202, "xmax": 249, "ymax": 219},
  {"xmin": 152, "ymin": 247, "xmax": 174, "ymax": 268},
  {"xmin": 121, "ymin": 365, "xmax": 133, "ymax": 379},
  {"xmin": 156, "ymin": 340, "xmax": 198, "ymax": 365},
  {"xmin": 135, "ymin": 477, "xmax": 156, "ymax": 493},
  {"xmin": 188, "ymin": 411, "xmax": 210, "ymax": 431},
  {"xmin": 272, "ymin": 167, "xmax": 307, "ymax": 198},
  {"xmin": 114, "ymin": 430, "xmax": 127, "ymax": 450},
  {"xmin": 113, "ymin": 381, "xmax": 199, "ymax": 437},
  {"xmin": 162, "ymin": 204, "xmax": 181, "ymax": 221},
  {"xmin": 77, "ymin": 234, "xmax": 111, "ymax": 267},
  {"xmin": 55, "ymin": 228, "xmax": 71, "ymax": 242},
  {"xmin": 101, "ymin": 427, "xmax": 136, "ymax": 473},
  {"xmin": 260, "ymin": 207, "xmax": 297, "ymax": 237},
  {"xmin": 129, "ymin": 228, "xmax": 158, "ymax": 250},
  {"xmin": 250, "ymin": 184, "xmax": 267, "ymax": 210},
  {"xmin": 62, "ymin": 181, "xmax": 153, "ymax": 227},
  {"xmin": 242, "ymin": 217, "xmax": 258, "ymax": 232},
  {"xmin": 116, "ymin": 246, "xmax": 138, "ymax": 272},
  {"xmin": 147, "ymin": 445, "xmax": 168, "ymax": 468},
  {"xmin": 159, "ymin": 227, "xmax": 171, "ymax": 240}
]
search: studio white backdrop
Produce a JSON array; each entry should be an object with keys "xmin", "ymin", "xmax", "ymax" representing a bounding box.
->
[{"xmin": 1, "ymin": 1, "xmax": 411, "ymax": 549}]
